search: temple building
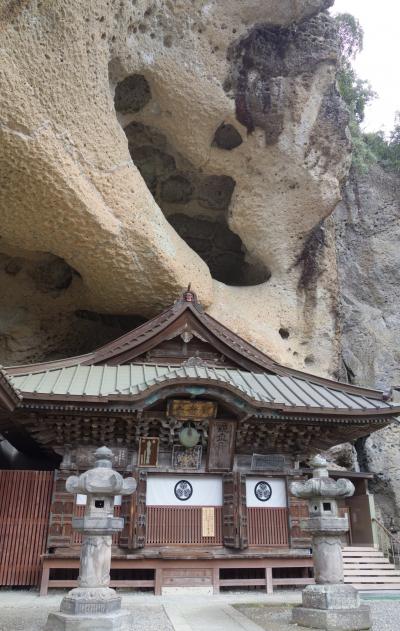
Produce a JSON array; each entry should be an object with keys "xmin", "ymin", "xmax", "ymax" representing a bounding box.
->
[{"xmin": 0, "ymin": 289, "xmax": 398, "ymax": 595}]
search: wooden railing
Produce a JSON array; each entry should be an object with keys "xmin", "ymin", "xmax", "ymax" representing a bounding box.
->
[
  {"xmin": 373, "ymin": 518, "xmax": 400, "ymax": 567},
  {"xmin": 247, "ymin": 508, "xmax": 289, "ymax": 546},
  {"xmin": 146, "ymin": 506, "xmax": 223, "ymax": 545}
]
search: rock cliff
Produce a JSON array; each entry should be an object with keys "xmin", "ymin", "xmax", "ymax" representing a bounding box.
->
[{"xmin": 334, "ymin": 166, "xmax": 400, "ymax": 527}]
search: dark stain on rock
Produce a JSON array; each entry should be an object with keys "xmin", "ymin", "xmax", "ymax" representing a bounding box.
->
[
  {"xmin": 295, "ymin": 222, "xmax": 326, "ymax": 290},
  {"xmin": 161, "ymin": 175, "xmax": 194, "ymax": 204},
  {"xmin": 114, "ymin": 74, "xmax": 151, "ymax": 113},
  {"xmin": 0, "ymin": 0, "xmax": 31, "ymax": 26},
  {"xmin": 212, "ymin": 123, "xmax": 243, "ymax": 150},
  {"xmin": 4, "ymin": 258, "xmax": 23, "ymax": 276},
  {"xmin": 226, "ymin": 13, "xmax": 337, "ymax": 142},
  {"xmin": 197, "ymin": 175, "xmax": 236, "ymax": 211},
  {"xmin": 30, "ymin": 256, "xmax": 76, "ymax": 293}
]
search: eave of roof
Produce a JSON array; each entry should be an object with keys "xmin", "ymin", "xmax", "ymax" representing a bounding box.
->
[
  {"xmin": 0, "ymin": 368, "xmax": 21, "ymax": 412},
  {"xmin": 6, "ymin": 363, "xmax": 400, "ymax": 418}
]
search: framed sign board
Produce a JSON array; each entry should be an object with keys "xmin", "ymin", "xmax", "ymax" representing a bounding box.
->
[
  {"xmin": 207, "ymin": 420, "xmax": 236, "ymax": 471},
  {"xmin": 172, "ymin": 445, "xmax": 202, "ymax": 470},
  {"xmin": 251, "ymin": 453, "xmax": 287, "ymax": 471},
  {"xmin": 138, "ymin": 437, "xmax": 159, "ymax": 467},
  {"xmin": 75, "ymin": 446, "xmax": 129, "ymax": 470},
  {"xmin": 202, "ymin": 507, "xmax": 215, "ymax": 537},
  {"xmin": 167, "ymin": 399, "xmax": 217, "ymax": 420}
]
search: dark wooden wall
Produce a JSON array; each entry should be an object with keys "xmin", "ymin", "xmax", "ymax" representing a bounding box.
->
[{"xmin": 0, "ymin": 470, "xmax": 53, "ymax": 586}]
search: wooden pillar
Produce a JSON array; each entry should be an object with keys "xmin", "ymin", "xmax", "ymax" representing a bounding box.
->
[
  {"xmin": 222, "ymin": 472, "xmax": 248, "ymax": 549},
  {"xmin": 120, "ymin": 470, "xmax": 147, "ymax": 549},
  {"xmin": 155, "ymin": 568, "xmax": 163, "ymax": 595},
  {"xmin": 265, "ymin": 567, "xmax": 273, "ymax": 594},
  {"xmin": 287, "ymin": 473, "xmax": 311, "ymax": 549},
  {"xmin": 39, "ymin": 561, "xmax": 50, "ymax": 597},
  {"xmin": 212, "ymin": 566, "xmax": 220, "ymax": 594}
]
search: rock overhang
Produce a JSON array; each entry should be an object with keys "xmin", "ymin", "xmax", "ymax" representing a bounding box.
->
[{"xmin": 0, "ymin": 0, "xmax": 350, "ymax": 379}]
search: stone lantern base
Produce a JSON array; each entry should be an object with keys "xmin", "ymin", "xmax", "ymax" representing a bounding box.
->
[
  {"xmin": 45, "ymin": 587, "xmax": 130, "ymax": 631},
  {"xmin": 44, "ymin": 610, "xmax": 131, "ymax": 631},
  {"xmin": 292, "ymin": 584, "xmax": 371, "ymax": 631}
]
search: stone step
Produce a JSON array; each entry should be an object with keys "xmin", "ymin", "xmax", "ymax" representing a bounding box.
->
[
  {"xmin": 342, "ymin": 547, "xmax": 400, "ymax": 590},
  {"xmin": 352, "ymin": 584, "xmax": 400, "ymax": 591},
  {"xmin": 342, "ymin": 550, "xmax": 383, "ymax": 557},
  {"xmin": 344, "ymin": 576, "xmax": 400, "ymax": 583},
  {"xmin": 343, "ymin": 547, "xmax": 378, "ymax": 552},
  {"xmin": 343, "ymin": 557, "xmax": 390, "ymax": 564},
  {"xmin": 344, "ymin": 570, "xmax": 400, "ymax": 576},
  {"xmin": 344, "ymin": 563, "xmax": 394, "ymax": 569}
]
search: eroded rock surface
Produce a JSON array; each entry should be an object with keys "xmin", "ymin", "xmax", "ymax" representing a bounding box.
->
[
  {"xmin": 334, "ymin": 166, "xmax": 400, "ymax": 527},
  {"xmin": 0, "ymin": 0, "xmax": 349, "ymax": 370}
]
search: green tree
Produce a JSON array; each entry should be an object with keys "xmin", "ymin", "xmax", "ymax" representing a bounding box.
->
[
  {"xmin": 335, "ymin": 11, "xmax": 363, "ymax": 60},
  {"xmin": 364, "ymin": 113, "xmax": 400, "ymax": 172},
  {"xmin": 334, "ymin": 13, "xmax": 377, "ymax": 172},
  {"xmin": 388, "ymin": 112, "xmax": 400, "ymax": 169},
  {"xmin": 335, "ymin": 12, "xmax": 400, "ymax": 174}
]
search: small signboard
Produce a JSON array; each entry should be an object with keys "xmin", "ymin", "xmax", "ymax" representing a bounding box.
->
[
  {"xmin": 167, "ymin": 399, "xmax": 217, "ymax": 420},
  {"xmin": 202, "ymin": 507, "xmax": 215, "ymax": 537},
  {"xmin": 172, "ymin": 445, "xmax": 202, "ymax": 470},
  {"xmin": 138, "ymin": 437, "xmax": 159, "ymax": 467},
  {"xmin": 75, "ymin": 446, "xmax": 128, "ymax": 469},
  {"xmin": 251, "ymin": 453, "xmax": 286, "ymax": 471},
  {"xmin": 207, "ymin": 420, "xmax": 236, "ymax": 471}
]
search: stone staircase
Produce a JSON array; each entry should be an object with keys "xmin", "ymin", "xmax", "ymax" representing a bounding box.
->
[{"xmin": 343, "ymin": 546, "xmax": 400, "ymax": 590}]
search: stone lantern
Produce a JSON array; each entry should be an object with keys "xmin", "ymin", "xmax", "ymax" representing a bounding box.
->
[
  {"xmin": 290, "ymin": 455, "xmax": 371, "ymax": 631},
  {"xmin": 45, "ymin": 446, "xmax": 136, "ymax": 631}
]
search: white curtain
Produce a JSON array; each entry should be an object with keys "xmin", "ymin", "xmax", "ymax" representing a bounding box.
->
[
  {"xmin": 146, "ymin": 475, "xmax": 223, "ymax": 506},
  {"xmin": 245, "ymin": 478, "xmax": 287, "ymax": 507}
]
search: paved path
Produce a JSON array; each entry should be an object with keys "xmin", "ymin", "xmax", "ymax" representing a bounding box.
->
[{"xmin": 164, "ymin": 600, "xmax": 264, "ymax": 631}]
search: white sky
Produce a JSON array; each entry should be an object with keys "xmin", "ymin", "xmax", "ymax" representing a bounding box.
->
[{"xmin": 332, "ymin": 0, "xmax": 400, "ymax": 134}]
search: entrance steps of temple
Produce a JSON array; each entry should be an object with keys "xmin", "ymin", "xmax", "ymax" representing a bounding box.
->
[{"xmin": 343, "ymin": 546, "xmax": 400, "ymax": 590}]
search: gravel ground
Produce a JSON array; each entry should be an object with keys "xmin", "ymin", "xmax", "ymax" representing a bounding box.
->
[
  {"xmin": 1, "ymin": 590, "xmax": 399, "ymax": 631},
  {"xmin": 0, "ymin": 600, "xmax": 173, "ymax": 631},
  {"xmin": 235, "ymin": 601, "xmax": 400, "ymax": 631}
]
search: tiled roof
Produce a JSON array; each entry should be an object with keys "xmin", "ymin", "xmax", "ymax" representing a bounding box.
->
[{"xmin": 8, "ymin": 364, "xmax": 395, "ymax": 414}]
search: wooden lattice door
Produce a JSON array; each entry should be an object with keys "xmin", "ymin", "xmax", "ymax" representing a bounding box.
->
[
  {"xmin": 120, "ymin": 470, "xmax": 147, "ymax": 549},
  {"xmin": 222, "ymin": 472, "xmax": 248, "ymax": 549}
]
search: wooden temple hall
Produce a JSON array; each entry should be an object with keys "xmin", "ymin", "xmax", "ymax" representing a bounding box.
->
[{"xmin": 0, "ymin": 289, "xmax": 399, "ymax": 595}]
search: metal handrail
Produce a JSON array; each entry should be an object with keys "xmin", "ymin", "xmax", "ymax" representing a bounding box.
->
[{"xmin": 372, "ymin": 518, "xmax": 400, "ymax": 567}]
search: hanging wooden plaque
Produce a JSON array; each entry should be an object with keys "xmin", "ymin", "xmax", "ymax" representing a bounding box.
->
[
  {"xmin": 138, "ymin": 437, "xmax": 159, "ymax": 467},
  {"xmin": 202, "ymin": 507, "xmax": 215, "ymax": 537},
  {"xmin": 207, "ymin": 420, "xmax": 236, "ymax": 471},
  {"xmin": 172, "ymin": 445, "xmax": 202, "ymax": 470},
  {"xmin": 75, "ymin": 446, "xmax": 129, "ymax": 469},
  {"xmin": 167, "ymin": 399, "xmax": 217, "ymax": 420}
]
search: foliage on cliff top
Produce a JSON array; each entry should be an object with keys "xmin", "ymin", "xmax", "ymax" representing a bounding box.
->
[
  {"xmin": 364, "ymin": 115, "xmax": 400, "ymax": 172},
  {"xmin": 335, "ymin": 12, "xmax": 399, "ymax": 174},
  {"xmin": 335, "ymin": 13, "xmax": 375, "ymax": 173}
]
